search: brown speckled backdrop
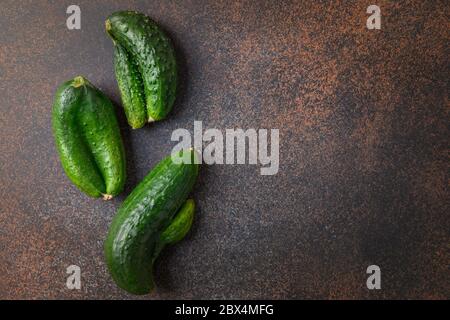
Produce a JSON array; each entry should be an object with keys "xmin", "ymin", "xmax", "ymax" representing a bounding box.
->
[{"xmin": 0, "ymin": 0, "xmax": 448, "ymax": 299}]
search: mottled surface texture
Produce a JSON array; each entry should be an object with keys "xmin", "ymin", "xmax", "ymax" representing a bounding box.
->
[{"xmin": 0, "ymin": 0, "xmax": 448, "ymax": 299}]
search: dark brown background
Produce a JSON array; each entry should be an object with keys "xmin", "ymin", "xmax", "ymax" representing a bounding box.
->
[{"xmin": 0, "ymin": 0, "xmax": 448, "ymax": 299}]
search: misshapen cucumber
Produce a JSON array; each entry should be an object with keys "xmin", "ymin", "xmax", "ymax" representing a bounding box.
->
[
  {"xmin": 106, "ymin": 10, "xmax": 177, "ymax": 124},
  {"xmin": 104, "ymin": 150, "xmax": 199, "ymax": 294},
  {"xmin": 52, "ymin": 76, "xmax": 126, "ymax": 199}
]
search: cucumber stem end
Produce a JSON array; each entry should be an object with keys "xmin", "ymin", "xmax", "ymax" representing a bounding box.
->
[
  {"xmin": 105, "ymin": 19, "xmax": 111, "ymax": 32},
  {"xmin": 102, "ymin": 194, "xmax": 113, "ymax": 201}
]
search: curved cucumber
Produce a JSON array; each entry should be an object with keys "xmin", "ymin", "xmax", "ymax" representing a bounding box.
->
[
  {"xmin": 52, "ymin": 76, "xmax": 126, "ymax": 199},
  {"xmin": 104, "ymin": 150, "xmax": 199, "ymax": 294},
  {"xmin": 106, "ymin": 10, "xmax": 177, "ymax": 123}
]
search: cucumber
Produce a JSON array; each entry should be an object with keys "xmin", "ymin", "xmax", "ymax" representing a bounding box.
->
[
  {"xmin": 52, "ymin": 76, "xmax": 126, "ymax": 199},
  {"xmin": 106, "ymin": 10, "xmax": 178, "ymax": 124},
  {"xmin": 104, "ymin": 150, "xmax": 199, "ymax": 295}
]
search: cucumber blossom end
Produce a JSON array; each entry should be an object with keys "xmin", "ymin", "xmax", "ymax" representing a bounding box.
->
[{"xmin": 72, "ymin": 76, "xmax": 87, "ymax": 88}]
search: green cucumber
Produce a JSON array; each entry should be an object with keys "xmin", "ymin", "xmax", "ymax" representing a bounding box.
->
[
  {"xmin": 52, "ymin": 76, "xmax": 126, "ymax": 199},
  {"xmin": 106, "ymin": 10, "xmax": 178, "ymax": 124},
  {"xmin": 104, "ymin": 150, "xmax": 199, "ymax": 294}
]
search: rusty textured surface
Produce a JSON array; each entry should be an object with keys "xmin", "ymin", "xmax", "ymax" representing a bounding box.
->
[{"xmin": 0, "ymin": 0, "xmax": 448, "ymax": 299}]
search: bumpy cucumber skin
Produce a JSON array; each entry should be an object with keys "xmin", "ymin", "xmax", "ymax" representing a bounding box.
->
[
  {"xmin": 104, "ymin": 150, "xmax": 199, "ymax": 295},
  {"xmin": 114, "ymin": 43, "xmax": 146, "ymax": 129},
  {"xmin": 106, "ymin": 11, "xmax": 177, "ymax": 122},
  {"xmin": 52, "ymin": 76, "xmax": 126, "ymax": 198}
]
